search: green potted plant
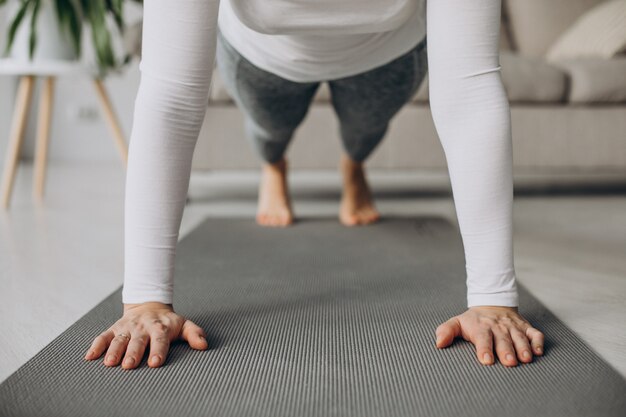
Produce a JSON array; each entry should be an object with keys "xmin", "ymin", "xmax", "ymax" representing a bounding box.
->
[{"xmin": 0, "ymin": 0, "xmax": 142, "ymax": 74}]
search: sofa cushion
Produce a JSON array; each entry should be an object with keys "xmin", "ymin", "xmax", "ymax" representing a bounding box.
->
[
  {"xmin": 410, "ymin": 52, "xmax": 568, "ymax": 104},
  {"xmin": 547, "ymin": 0, "xmax": 626, "ymax": 61},
  {"xmin": 499, "ymin": 52, "xmax": 569, "ymax": 102},
  {"xmin": 554, "ymin": 58, "xmax": 626, "ymax": 103},
  {"xmin": 505, "ymin": 0, "xmax": 605, "ymax": 57}
]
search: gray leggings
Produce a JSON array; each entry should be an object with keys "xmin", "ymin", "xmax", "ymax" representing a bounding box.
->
[{"xmin": 215, "ymin": 31, "xmax": 428, "ymax": 163}]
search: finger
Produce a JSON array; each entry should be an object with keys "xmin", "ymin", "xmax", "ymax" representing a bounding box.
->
[
  {"xmin": 104, "ymin": 332, "xmax": 131, "ymax": 367},
  {"xmin": 148, "ymin": 330, "xmax": 170, "ymax": 368},
  {"xmin": 180, "ymin": 320, "xmax": 209, "ymax": 350},
  {"xmin": 85, "ymin": 330, "xmax": 115, "ymax": 360},
  {"xmin": 122, "ymin": 334, "xmax": 149, "ymax": 370},
  {"xmin": 435, "ymin": 317, "xmax": 462, "ymax": 348},
  {"xmin": 471, "ymin": 328, "xmax": 494, "ymax": 366},
  {"xmin": 510, "ymin": 327, "xmax": 533, "ymax": 363},
  {"xmin": 493, "ymin": 328, "xmax": 518, "ymax": 367},
  {"xmin": 526, "ymin": 326, "xmax": 545, "ymax": 356}
]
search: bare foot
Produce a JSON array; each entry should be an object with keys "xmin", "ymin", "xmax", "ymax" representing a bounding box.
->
[
  {"xmin": 339, "ymin": 155, "xmax": 380, "ymax": 226},
  {"xmin": 256, "ymin": 158, "xmax": 294, "ymax": 227}
]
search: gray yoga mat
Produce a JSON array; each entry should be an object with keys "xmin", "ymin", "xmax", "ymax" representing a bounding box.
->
[{"xmin": 1, "ymin": 218, "xmax": 625, "ymax": 417}]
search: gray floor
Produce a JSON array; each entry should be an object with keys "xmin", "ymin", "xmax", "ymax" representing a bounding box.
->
[{"xmin": 1, "ymin": 161, "xmax": 625, "ymax": 383}]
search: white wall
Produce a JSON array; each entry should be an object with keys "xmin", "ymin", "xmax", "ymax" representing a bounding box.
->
[{"xmin": 1, "ymin": 3, "xmax": 143, "ymax": 163}]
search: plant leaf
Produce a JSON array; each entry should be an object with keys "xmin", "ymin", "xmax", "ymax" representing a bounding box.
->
[
  {"xmin": 4, "ymin": 0, "xmax": 33, "ymax": 57},
  {"xmin": 86, "ymin": 0, "xmax": 116, "ymax": 73},
  {"xmin": 106, "ymin": 0, "xmax": 124, "ymax": 31},
  {"xmin": 29, "ymin": 0, "xmax": 42, "ymax": 59},
  {"xmin": 55, "ymin": 0, "xmax": 83, "ymax": 56}
]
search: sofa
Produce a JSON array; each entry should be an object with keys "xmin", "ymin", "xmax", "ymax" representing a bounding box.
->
[{"xmin": 129, "ymin": 0, "xmax": 626, "ymax": 181}]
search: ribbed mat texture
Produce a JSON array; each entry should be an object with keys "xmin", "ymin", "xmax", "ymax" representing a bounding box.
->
[{"xmin": 1, "ymin": 218, "xmax": 625, "ymax": 417}]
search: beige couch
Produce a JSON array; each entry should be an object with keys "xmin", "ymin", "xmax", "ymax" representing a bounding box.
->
[{"xmin": 131, "ymin": 1, "xmax": 626, "ymax": 179}]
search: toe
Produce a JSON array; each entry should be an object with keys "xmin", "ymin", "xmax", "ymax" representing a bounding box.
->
[
  {"xmin": 364, "ymin": 211, "xmax": 380, "ymax": 224},
  {"xmin": 352, "ymin": 209, "xmax": 379, "ymax": 225},
  {"xmin": 256, "ymin": 213, "xmax": 268, "ymax": 226},
  {"xmin": 341, "ymin": 214, "xmax": 359, "ymax": 226}
]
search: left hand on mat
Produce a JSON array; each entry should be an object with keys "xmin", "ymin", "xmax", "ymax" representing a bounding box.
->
[
  {"xmin": 84, "ymin": 302, "xmax": 209, "ymax": 370},
  {"xmin": 435, "ymin": 306, "xmax": 544, "ymax": 367}
]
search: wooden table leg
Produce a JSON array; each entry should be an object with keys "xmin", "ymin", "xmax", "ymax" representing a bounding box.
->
[
  {"xmin": 93, "ymin": 79, "xmax": 128, "ymax": 167},
  {"xmin": 33, "ymin": 76, "xmax": 55, "ymax": 201},
  {"xmin": 1, "ymin": 75, "xmax": 36, "ymax": 209}
]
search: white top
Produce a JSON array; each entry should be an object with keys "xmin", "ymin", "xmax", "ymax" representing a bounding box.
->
[
  {"xmin": 218, "ymin": 0, "xmax": 427, "ymax": 82},
  {"xmin": 123, "ymin": 0, "xmax": 519, "ymax": 308}
]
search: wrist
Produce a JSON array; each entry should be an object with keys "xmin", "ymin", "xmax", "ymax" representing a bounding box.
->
[
  {"xmin": 467, "ymin": 291, "xmax": 518, "ymax": 309},
  {"xmin": 123, "ymin": 301, "xmax": 174, "ymax": 313},
  {"xmin": 469, "ymin": 305, "xmax": 518, "ymax": 312}
]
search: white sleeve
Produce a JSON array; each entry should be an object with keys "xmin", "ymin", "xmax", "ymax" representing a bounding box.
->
[
  {"xmin": 122, "ymin": 0, "xmax": 221, "ymax": 305},
  {"xmin": 426, "ymin": 0, "xmax": 519, "ymax": 307}
]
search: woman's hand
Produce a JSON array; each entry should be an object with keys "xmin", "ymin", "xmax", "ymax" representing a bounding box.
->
[
  {"xmin": 84, "ymin": 302, "xmax": 208, "ymax": 370},
  {"xmin": 435, "ymin": 306, "xmax": 544, "ymax": 367}
]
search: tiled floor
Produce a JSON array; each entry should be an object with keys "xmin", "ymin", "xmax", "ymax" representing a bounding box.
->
[{"xmin": 1, "ymin": 162, "xmax": 625, "ymax": 382}]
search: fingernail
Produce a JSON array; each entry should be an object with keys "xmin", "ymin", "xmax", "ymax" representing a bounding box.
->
[
  {"xmin": 150, "ymin": 355, "xmax": 161, "ymax": 366},
  {"xmin": 123, "ymin": 358, "xmax": 135, "ymax": 367},
  {"xmin": 483, "ymin": 353, "xmax": 492, "ymax": 364},
  {"xmin": 536, "ymin": 347, "xmax": 543, "ymax": 354},
  {"xmin": 506, "ymin": 353, "xmax": 515, "ymax": 362},
  {"xmin": 84, "ymin": 351, "xmax": 92, "ymax": 359},
  {"xmin": 522, "ymin": 351, "xmax": 531, "ymax": 360},
  {"xmin": 106, "ymin": 355, "xmax": 116, "ymax": 363}
]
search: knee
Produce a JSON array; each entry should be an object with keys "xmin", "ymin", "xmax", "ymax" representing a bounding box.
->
[
  {"xmin": 244, "ymin": 118, "xmax": 292, "ymax": 163},
  {"xmin": 340, "ymin": 123, "xmax": 388, "ymax": 162}
]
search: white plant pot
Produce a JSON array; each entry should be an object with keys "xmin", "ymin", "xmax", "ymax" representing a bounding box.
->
[{"xmin": 7, "ymin": 0, "xmax": 78, "ymax": 62}]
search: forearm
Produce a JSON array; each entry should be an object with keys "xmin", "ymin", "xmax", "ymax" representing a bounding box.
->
[
  {"xmin": 427, "ymin": 0, "xmax": 518, "ymax": 307},
  {"xmin": 122, "ymin": 0, "xmax": 221, "ymax": 305}
]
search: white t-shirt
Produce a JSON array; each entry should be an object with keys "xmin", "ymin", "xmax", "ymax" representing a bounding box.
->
[{"xmin": 218, "ymin": 0, "xmax": 427, "ymax": 82}]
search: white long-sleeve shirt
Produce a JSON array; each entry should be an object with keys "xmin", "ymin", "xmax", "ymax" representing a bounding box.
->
[
  {"xmin": 122, "ymin": 0, "xmax": 519, "ymax": 308},
  {"xmin": 218, "ymin": 0, "xmax": 426, "ymax": 82}
]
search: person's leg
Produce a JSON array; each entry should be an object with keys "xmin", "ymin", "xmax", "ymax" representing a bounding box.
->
[
  {"xmin": 328, "ymin": 38, "xmax": 428, "ymax": 226},
  {"xmin": 216, "ymin": 31, "xmax": 320, "ymax": 226}
]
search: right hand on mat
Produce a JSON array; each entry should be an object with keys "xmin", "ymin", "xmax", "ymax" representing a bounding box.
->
[
  {"xmin": 84, "ymin": 302, "xmax": 209, "ymax": 369},
  {"xmin": 435, "ymin": 306, "xmax": 544, "ymax": 367}
]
